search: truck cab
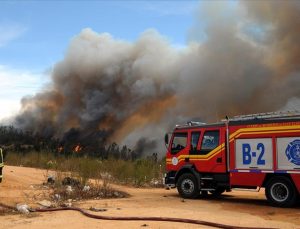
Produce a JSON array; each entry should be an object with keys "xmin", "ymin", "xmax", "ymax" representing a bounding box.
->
[{"xmin": 165, "ymin": 122, "xmax": 229, "ymax": 198}]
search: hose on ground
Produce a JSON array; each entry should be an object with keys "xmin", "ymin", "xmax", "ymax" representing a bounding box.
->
[{"xmin": 0, "ymin": 203, "xmax": 277, "ymax": 229}]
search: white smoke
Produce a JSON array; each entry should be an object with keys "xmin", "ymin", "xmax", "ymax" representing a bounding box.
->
[{"xmin": 12, "ymin": 1, "xmax": 300, "ymax": 155}]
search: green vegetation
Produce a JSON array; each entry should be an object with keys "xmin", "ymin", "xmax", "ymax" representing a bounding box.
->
[{"xmin": 5, "ymin": 151, "xmax": 165, "ymax": 187}]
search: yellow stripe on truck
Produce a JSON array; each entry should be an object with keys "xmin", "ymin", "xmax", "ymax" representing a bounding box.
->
[
  {"xmin": 229, "ymin": 125, "xmax": 300, "ymax": 142},
  {"xmin": 166, "ymin": 124, "xmax": 300, "ymax": 164},
  {"xmin": 166, "ymin": 144, "xmax": 225, "ymax": 164},
  {"xmin": 177, "ymin": 145, "xmax": 224, "ymax": 161}
]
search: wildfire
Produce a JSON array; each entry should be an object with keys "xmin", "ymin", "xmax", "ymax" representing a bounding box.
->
[
  {"xmin": 74, "ymin": 144, "xmax": 82, "ymax": 153},
  {"xmin": 58, "ymin": 146, "xmax": 63, "ymax": 153},
  {"xmin": 57, "ymin": 145, "xmax": 82, "ymax": 153}
]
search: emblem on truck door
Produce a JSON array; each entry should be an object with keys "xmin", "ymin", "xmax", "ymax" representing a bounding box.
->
[
  {"xmin": 172, "ymin": 157, "xmax": 179, "ymax": 165},
  {"xmin": 286, "ymin": 139, "xmax": 300, "ymax": 165}
]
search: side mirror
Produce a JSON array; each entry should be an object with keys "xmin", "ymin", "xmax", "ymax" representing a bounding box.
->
[
  {"xmin": 164, "ymin": 133, "xmax": 169, "ymax": 146},
  {"xmin": 0, "ymin": 148, "xmax": 2, "ymax": 163}
]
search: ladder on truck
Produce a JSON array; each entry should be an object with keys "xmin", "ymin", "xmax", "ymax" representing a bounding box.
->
[{"xmin": 225, "ymin": 110, "xmax": 300, "ymax": 122}]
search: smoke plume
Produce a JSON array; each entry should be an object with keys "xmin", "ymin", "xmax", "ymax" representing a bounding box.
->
[{"xmin": 13, "ymin": 1, "xmax": 300, "ymax": 155}]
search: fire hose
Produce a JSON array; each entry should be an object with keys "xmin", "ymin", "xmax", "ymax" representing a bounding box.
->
[{"xmin": 0, "ymin": 203, "xmax": 277, "ymax": 229}]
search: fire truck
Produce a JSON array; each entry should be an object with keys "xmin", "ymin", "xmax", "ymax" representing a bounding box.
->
[
  {"xmin": 164, "ymin": 111, "xmax": 300, "ymax": 207},
  {"xmin": 0, "ymin": 148, "xmax": 3, "ymax": 183}
]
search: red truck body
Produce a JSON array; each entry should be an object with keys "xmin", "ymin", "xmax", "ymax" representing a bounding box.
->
[{"xmin": 164, "ymin": 112, "xmax": 300, "ymax": 207}]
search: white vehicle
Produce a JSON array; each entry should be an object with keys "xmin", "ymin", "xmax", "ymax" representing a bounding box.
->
[{"xmin": 0, "ymin": 149, "xmax": 3, "ymax": 182}]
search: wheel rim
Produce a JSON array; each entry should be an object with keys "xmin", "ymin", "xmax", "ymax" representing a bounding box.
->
[
  {"xmin": 181, "ymin": 178, "xmax": 194, "ymax": 194},
  {"xmin": 270, "ymin": 182, "xmax": 289, "ymax": 202}
]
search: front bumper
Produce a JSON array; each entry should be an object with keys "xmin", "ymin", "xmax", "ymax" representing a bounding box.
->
[{"xmin": 163, "ymin": 171, "xmax": 176, "ymax": 189}]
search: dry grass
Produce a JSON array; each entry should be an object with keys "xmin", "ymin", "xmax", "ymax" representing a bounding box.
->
[
  {"xmin": 5, "ymin": 151, "xmax": 164, "ymax": 205},
  {"xmin": 5, "ymin": 151, "xmax": 165, "ymax": 187}
]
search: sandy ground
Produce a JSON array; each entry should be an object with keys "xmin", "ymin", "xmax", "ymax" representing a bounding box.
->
[{"xmin": 0, "ymin": 166, "xmax": 300, "ymax": 229}]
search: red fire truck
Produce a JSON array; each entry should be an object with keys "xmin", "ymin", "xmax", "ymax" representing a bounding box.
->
[{"xmin": 164, "ymin": 112, "xmax": 300, "ymax": 207}]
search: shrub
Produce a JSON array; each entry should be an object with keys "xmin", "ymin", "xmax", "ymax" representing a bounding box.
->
[{"xmin": 5, "ymin": 151, "xmax": 165, "ymax": 187}]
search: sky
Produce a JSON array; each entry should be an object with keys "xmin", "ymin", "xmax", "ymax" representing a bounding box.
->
[{"xmin": 0, "ymin": 0, "xmax": 201, "ymax": 120}]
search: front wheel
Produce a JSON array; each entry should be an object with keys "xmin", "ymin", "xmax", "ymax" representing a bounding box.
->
[
  {"xmin": 265, "ymin": 176, "xmax": 297, "ymax": 208},
  {"xmin": 177, "ymin": 173, "xmax": 199, "ymax": 199}
]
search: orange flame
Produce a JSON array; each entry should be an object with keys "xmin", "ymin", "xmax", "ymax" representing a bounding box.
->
[
  {"xmin": 74, "ymin": 144, "xmax": 82, "ymax": 153},
  {"xmin": 58, "ymin": 146, "xmax": 63, "ymax": 153}
]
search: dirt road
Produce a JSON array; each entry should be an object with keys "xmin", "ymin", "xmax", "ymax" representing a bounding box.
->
[{"xmin": 0, "ymin": 166, "xmax": 299, "ymax": 229}]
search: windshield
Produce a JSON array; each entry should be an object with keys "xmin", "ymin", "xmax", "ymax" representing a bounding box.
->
[{"xmin": 171, "ymin": 132, "xmax": 187, "ymax": 154}]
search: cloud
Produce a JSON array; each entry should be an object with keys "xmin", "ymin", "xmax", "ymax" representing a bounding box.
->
[
  {"xmin": 0, "ymin": 65, "xmax": 48, "ymax": 120},
  {"xmin": 0, "ymin": 23, "xmax": 27, "ymax": 47}
]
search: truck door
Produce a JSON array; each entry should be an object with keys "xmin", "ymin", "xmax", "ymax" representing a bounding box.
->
[
  {"xmin": 192, "ymin": 129, "xmax": 226, "ymax": 173},
  {"xmin": 166, "ymin": 131, "xmax": 189, "ymax": 170}
]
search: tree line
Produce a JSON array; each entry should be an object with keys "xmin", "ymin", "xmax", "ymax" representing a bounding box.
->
[{"xmin": 0, "ymin": 125, "xmax": 157, "ymax": 161}]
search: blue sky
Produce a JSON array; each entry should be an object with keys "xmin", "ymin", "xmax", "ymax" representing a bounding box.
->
[
  {"xmin": 0, "ymin": 0, "xmax": 201, "ymax": 120},
  {"xmin": 0, "ymin": 1, "xmax": 199, "ymax": 70}
]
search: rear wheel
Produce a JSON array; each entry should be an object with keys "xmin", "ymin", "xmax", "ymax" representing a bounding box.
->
[
  {"xmin": 265, "ymin": 176, "xmax": 297, "ymax": 207},
  {"xmin": 177, "ymin": 173, "xmax": 199, "ymax": 199}
]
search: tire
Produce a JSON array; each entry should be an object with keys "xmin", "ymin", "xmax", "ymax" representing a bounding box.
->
[
  {"xmin": 265, "ymin": 176, "xmax": 297, "ymax": 208},
  {"xmin": 209, "ymin": 187, "xmax": 226, "ymax": 197},
  {"xmin": 177, "ymin": 173, "xmax": 199, "ymax": 199}
]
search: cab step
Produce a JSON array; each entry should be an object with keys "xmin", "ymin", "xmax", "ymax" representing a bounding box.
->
[
  {"xmin": 201, "ymin": 177, "xmax": 213, "ymax": 180},
  {"xmin": 200, "ymin": 188, "xmax": 215, "ymax": 191}
]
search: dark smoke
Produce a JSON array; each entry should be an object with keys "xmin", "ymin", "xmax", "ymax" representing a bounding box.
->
[
  {"xmin": 12, "ymin": 1, "xmax": 300, "ymax": 155},
  {"xmin": 15, "ymin": 29, "xmax": 178, "ymax": 150},
  {"xmin": 134, "ymin": 137, "xmax": 157, "ymax": 158}
]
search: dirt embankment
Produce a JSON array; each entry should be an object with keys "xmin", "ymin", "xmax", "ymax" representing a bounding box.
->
[{"xmin": 0, "ymin": 166, "xmax": 299, "ymax": 229}]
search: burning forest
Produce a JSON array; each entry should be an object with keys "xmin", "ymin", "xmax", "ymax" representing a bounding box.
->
[{"xmin": 2, "ymin": 1, "xmax": 300, "ymax": 156}]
